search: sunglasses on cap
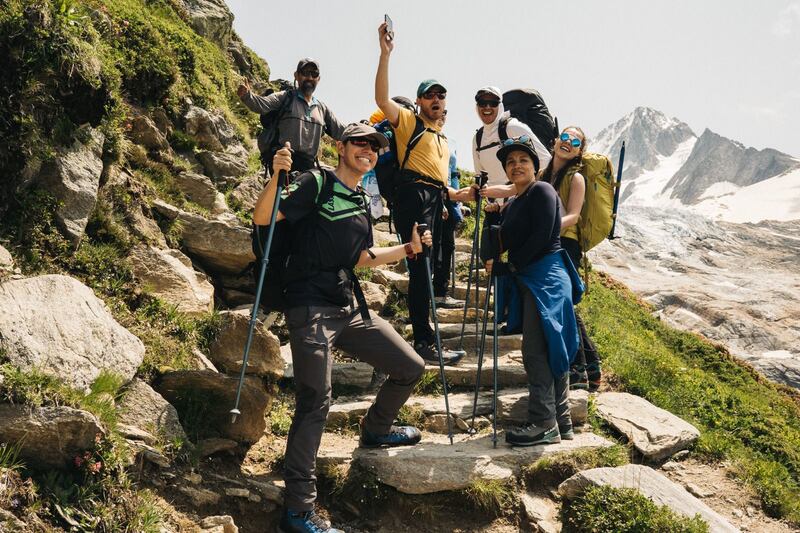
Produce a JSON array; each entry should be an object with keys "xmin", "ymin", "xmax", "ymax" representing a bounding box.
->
[
  {"xmin": 560, "ymin": 132, "xmax": 582, "ymax": 148},
  {"xmin": 476, "ymin": 99, "xmax": 500, "ymax": 108},
  {"xmin": 421, "ymin": 91, "xmax": 446, "ymax": 100},
  {"xmin": 502, "ymin": 135, "xmax": 532, "ymax": 147},
  {"xmin": 348, "ymin": 138, "xmax": 381, "ymax": 152}
]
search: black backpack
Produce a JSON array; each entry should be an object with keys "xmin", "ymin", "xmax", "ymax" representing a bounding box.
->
[
  {"xmin": 475, "ymin": 115, "xmax": 511, "ymax": 153},
  {"xmin": 251, "ymin": 169, "xmax": 337, "ymax": 312},
  {"xmin": 373, "ymin": 115, "xmax": 428, "ymax": 205},
  {"xmin": 257, "ymin": 89, "xmax": 295, "ymax": 164},
  {"xmin": 502, "ymin": 89, "xmax": 559, "ymax": 151}
]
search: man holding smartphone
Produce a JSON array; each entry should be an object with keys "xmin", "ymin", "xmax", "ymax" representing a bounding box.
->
[{"xmin": 374, "ymin": 20, "xmax": 473, "ymax": 365}]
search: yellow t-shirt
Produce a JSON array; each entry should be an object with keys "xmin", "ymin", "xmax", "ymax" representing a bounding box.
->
[{"xmin": 394, "ymin": 107, "xmax": 449, "ymax": 186}]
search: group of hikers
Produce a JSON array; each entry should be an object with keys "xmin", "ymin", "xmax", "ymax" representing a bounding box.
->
[{"xmin": 240, "ymin": 21, "xmax": 606, "ymax": 533}]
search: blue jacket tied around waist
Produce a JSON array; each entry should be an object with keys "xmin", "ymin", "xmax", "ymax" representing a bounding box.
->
[{"xmin": 505, "ymin": 249, "xmax": 585, "ymax": 378}]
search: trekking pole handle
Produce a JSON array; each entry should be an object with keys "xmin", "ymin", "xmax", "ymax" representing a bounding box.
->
[
  {"xmin": 474, "ymin": 172, "xmax": 488, "ymax": 201},
  {"xmin": 416, "ymin": 223, "xmax": 429, "ymax": 248}
]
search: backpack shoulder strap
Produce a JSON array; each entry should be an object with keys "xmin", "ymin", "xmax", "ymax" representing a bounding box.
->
[
  {"xmin": 498, "ymin": 115, "xmax": 510, "ymax": 142},
  {"xmin": 399, "ymin": 116, "xmax": 427, "ymax": 171},
  {"xmin": 476, "ymin": 127, "xmax": 484, "ymax": 150}
]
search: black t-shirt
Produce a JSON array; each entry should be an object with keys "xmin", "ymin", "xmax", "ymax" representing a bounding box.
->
[
  {"xmin": 265, "ymin": 170, "xmax": 372, "ymax": 308},
  {"xmin": 499, "ymin": 181, "xmax": 562, "ymax": 269}
]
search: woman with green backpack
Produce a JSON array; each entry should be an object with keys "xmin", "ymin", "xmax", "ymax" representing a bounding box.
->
[{"xmin": 538, "ymin": 126, "xmax": 602, "ymax": 392}]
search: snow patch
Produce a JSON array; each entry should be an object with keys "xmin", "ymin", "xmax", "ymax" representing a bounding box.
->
[
  {"xmin": 698, "ymin": 181, "xmax": 741, "ymax": 200},
  {"xmin": 622, "ymin": 137, "xmax": 697, "ymax": 205}
]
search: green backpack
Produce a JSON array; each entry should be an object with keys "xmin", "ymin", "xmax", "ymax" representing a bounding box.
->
[{"xmin": 576, "ymin": 152, "xmax": 617, "ymax": 254}]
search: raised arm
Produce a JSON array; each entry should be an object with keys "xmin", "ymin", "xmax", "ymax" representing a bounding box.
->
[
  {"xmin": 237, "ymin": 79, "xmax": 283, "ymax": 114},
  {"xmin": 375, "ymin": 22, "xmax": 401, "ymax": 127}
]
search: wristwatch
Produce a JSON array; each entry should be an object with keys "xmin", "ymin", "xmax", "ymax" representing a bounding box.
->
[{"xmin": 404, "ymin": 242, "xmax": 415, "ymax": 260}]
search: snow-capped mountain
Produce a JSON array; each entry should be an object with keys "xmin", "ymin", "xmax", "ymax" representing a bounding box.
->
[{"xmin": 592, "ymin": 107, "xmax": 800, "ymax": 222}]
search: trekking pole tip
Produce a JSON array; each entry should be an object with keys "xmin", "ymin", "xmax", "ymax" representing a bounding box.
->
[{"xmin": 229, "ymin": 408, "xmax": 241, "ymax": 424}]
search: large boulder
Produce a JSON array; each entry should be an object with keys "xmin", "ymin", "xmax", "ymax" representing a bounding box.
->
[
  {"xmin": 183, "ymin": 106, "xmax": 239, "ymax": 152},
  {"xmin": 180, "ymin": 0, "xmax": 234, "ymax": 48},
  {"xmin": 354, "ymin": 432, "xmax": 614, "ymax": 494},
  {"xmin": 209, "ymin": 309, "xmax": 283, "ymax": 378},
  {"xmin": 36, "ymin": 128, "xmax": 104, "ymax": 244},
  {"xmin": 0, "ymin": 275, "xmax": 144, "ymax": 391},
  {"xmin": 558, "ymin": 465, "xmax": 737, "ymax": 533},
  {"xmin": 118, "ymin": 378, "xmax": 187, "ymax": 444},
  {"xmin": 129, "ymin": 245, "xmax": 215, "ymax": 316},
  {"xmin": 197, "ymin": 149, "xmax": 250, "ymax": 184},
  {"xmin": 0, "ymin": 405, "xmax": 104, "ymax": 469},
  {"xmin": 154, "ymin": 370, "xmax": 270, "ymax": 443},
  {"xmin": 174, "ymin": 171, "xmax": 228, "ymax": 215},
  {"xmin": 594, "ymin": 392, "xmax": 700, "ymax": 460},
  {"xmin": 0, "ymin": 244, "xmax": 13, "ymax": 275},
  {"xmin": 153, "ymin": 201, "xmax": 254, "ymax": 274},
  {"xmin": 228, "ymin": 174, "xmax": 264, "ymax": 212},
  {"xmin": 361, "ymin": 280, "xmax": 388, "ymax": 312}
]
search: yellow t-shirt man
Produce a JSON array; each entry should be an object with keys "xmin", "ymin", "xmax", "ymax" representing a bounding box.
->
[{"xmin": 394, "ymin": 107, "xmax": 449, "ymax": 186}]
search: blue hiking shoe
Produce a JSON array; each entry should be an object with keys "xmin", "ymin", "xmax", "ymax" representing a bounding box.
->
[
  {"xmin": 278, "ymin": 509, "xmax": 343, "ymax": 533},
  {"xmin": 359, "ymin": 419, "xmax": 422, "ymax": 448}
]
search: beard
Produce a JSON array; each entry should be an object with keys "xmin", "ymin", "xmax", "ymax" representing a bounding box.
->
[{"xmin": 300, "ymin": 80, "xmax": 317, "ymax": 96}]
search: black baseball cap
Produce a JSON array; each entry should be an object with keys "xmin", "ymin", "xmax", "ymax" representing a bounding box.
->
[
  {"xmin": 497, "ymin": 136, "xmax": 540, "ymax": 173},
  {"xmin": 296, "ymin": 58, "xmax": 319, "ymax": 72}
]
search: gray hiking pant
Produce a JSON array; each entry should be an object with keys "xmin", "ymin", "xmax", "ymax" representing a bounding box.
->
[
  {"xmin": 520, "ymin": 285, "xmax": 572, "ymax": 430},
  {"xmin": 283, "ymin": 305, "xmax": 425, "ymax": 511}
]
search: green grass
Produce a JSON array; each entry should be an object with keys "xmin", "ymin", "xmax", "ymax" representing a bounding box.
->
[
  {"xmin": 581, "ymin": 272, "xmax": 800, "ymax": 523},
  {"xmin": 523, "ymin": 444, "xmax": 630, "ymax": 488},
  {"xmin": 562, "ymin": 485, "xmax": 709, "ymax": 533},
  {"xmin": 462, "ymin": 478, "xmax": 518, "ymax": 518}
]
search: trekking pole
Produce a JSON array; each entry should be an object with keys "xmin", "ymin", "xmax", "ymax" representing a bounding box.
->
[
  {"xmin": 455, "ymin": 172, "xmax": 488, "ymax": 355},
  {"xmin": 491, "ymin": 271, "xmax": 500, "ymax": 448},
  {"xmin": 609, "ymin": 141, "xmax": 625, "ymax": 240},
  {"xmin": 467, "ymin": 268, "xmax": 494, "ymax": 434},
  {"xmin": 418, "ymin": 223, "xmax": 454, "ymax": 445},
  {"xmin": 230, "ymin": 169, "xmax": 288, "ymax": 424}
]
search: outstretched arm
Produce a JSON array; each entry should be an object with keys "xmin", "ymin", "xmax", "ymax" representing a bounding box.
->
[{"xmin": 375, "ymin": 22, "xmax": 401, "ymax": 127}]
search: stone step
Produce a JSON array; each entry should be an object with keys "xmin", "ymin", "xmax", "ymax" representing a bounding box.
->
[
  {"xmin": 442, "ymin": 332, "xmax": 522, "ymax": 352},
  {"xmin": 328, "ymin": 389, "xmax": 589, "ymax": 433},
  {"xmin": 354, "ymin": 431, "xmax": 614, "ymax": 494},
  {"xmin": 431, "ymin": 351, "xmax": 528, "ymax": 388},
  {"xmin": 559, "ymin": 465, "xmax": 738, "ymax": 533},
  {"xmin": 436, "ymin": 306, "xmax": 487, "ymax": 324}
]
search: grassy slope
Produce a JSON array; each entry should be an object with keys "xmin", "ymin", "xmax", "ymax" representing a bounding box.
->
[{"xmin": 581, "ymin": 272, "xmax": 800, "ymax": 523}]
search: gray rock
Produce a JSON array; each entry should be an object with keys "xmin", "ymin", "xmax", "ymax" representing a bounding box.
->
[
  {"xmin": 199, "ymin": 515, "xmax": 238, "ymax": 533},
  {"xmin": 154, "ymin": 370, "xmax": 270, "ymax": 443},
  {"xmin": 594, "ymin": 392, "xmax": 700, "ymax": 460},
  {"xmin": 361, "ymin": 280, "xmax": 388, "ymax": 312},
  {"xmin": 354, "ymin": 432, "xmax": 613, "ymax": 494},
  {"xmin": 195, "ymin": 437, "xmax": 238, "ymax": 457},
  {"xmin": 229, "ymin": 174, "xmax": 264, "ymax": 212},
  {"xmin": 372, "ymin": 268, "xmax": 408, "ymax": 293},
  {"xmin": 180, "ymin": 0, "xmax": 234, "ymax": 48},
  {"xmin": 174, "ymin": 171, "xmax": 228, "ymax": 215},
  {"xmin": 183, "ymin": 105, "xmax": 239, "ymax": 152},
  {"xmin": 36, "ymin": 128, "xmax": 104, "ymax": 244},
  {"xmin": 686, "ymin": 482, "xmax": 716, "ymax": 499},
  {"xmin": 558, "ymin": 464, "xmax": 738, "ymax": 533},
  {"xmin": 118, "ymin": 378, "xmax": 187, "ymax": 444},
  {"xmin": 129, "ymin": 245, "xmax": 215, "ymax": 316},
  {"xmin": 209, "ymin": 309, "xmax": 283, "ymax": 378},
  {"xmin": 166, "ymin": 207, "xmax": 254, "ymax": 274},
  {"xmin": 0, "ymin": 405, "xmax": 104, "ymax": 469},
  {"xmin": 178, "ymin": 485, "xmax": 221, "ymax": 507},
  {"xmin": 520, "ymin": 492, "xmax": 562, "ymax": 533},
  {"xmin": 0, "ymin": 275, "xmax": 144, "ymax": 390},
  {"xmin": 0, "ymin": 244, "xmax": 13, "ymax": 272},
  {"xmin": 197, "ymin": 148, "xmax": 249, "ymax": 183},
  {"xmin": 129, "ymin": 115, "xmax": 170, "ymax": 152}
]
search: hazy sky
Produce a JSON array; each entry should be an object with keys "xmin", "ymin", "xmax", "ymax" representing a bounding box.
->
[{"xmin": 227, "ymin": 0, "xmax": 800, "ymax": 166}]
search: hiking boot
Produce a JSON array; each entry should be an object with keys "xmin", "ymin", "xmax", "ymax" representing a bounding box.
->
[
  {"xmin": 559, "ymin": 424, "xmax": 575, "ymax": 440},
  {"xmin": 569, "ymin": 365, "xmax": 589, "ymax": 391},
  {"xmin": 278, "ymin": 509, "xmax": 343, "ymax": 533},
  {"xmin": 359, "ymin": 420, "xmax": 422, "ymax": 448},
  {"xmin": 414, "ymin": 341, "xmax": 464, "ymax": 366},
  {"xmin": 434, "ymin": 295, "xmax": 464, "ymax": 309},
  {"xmin": 505, "ymin": 423, "xmax": 561, "ymax": 447},
  {"xmin": 587, "ymin": 361, "xmax": 602, "ymax": 393}
]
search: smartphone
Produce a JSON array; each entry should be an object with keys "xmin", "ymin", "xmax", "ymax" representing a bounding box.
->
[{"xmin": 384, "ymin": 14, "xmax": 394, "ymax": 41}]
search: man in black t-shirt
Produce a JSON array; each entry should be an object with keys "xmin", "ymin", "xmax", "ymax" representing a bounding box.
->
[{"xmin": 253, "ymin": 124, "xmax": 430, "ymax": 533}]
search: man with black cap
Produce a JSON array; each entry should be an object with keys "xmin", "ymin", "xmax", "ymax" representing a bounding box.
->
[
  {"xmin": 255, "ymin": 125, "xmax": 429, "ymax": 533},
  {"xmin": 238, "ymin": 58, "xmax": 346, "ymax": 173},
  {"xmin": 374, "ymin": 21, "xmax": 473, "ymax": 365}
]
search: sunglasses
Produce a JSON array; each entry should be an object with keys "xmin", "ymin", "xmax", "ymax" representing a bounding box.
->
[
  {"xmin": 299, "ymin": 69, "xmax": 320, "ymax": 78},
  {"xmin": 421, "ymin": 91, "xmax": 446, "ymax": 100},
  {"xmin": 476, "ymin": 99, "xmax": 500, "ymax": 108},
  {"xmin": 560, "ymin": 132, "xmax": 582, "ymax": 148},
  {"xmin": 502, "ymin": 135, "xmax": 532, "ymax": 147},
  {"xmin": 348, "ymin": 138, "xmax": 380, "ymax": 152}
]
